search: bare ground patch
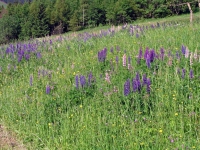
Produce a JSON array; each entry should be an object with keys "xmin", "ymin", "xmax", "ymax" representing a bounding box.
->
[{"xmin": 0, "ymin": 124, "xmax": 26, "ymax": 150}]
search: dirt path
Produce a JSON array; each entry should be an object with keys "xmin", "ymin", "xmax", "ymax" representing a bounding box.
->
[{"xmin": 0, "ymin": 124, "xmax": 26, "ymax": 150}]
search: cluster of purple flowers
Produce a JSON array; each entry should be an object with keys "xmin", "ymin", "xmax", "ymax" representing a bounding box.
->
[
  {"xmin": 75, "ymin": 72, "xmax": 94, "ymax": 89},
  {"xmin": 4, "ymin": 43, "xmax": 40, "ymax": 63},
  {"xmin": 98, "ymin": 48, "xmax": 107, "ymax": 62},
  {"xmin": 124, "ymin": 72, "xmax": 151, "ymax": 96},
  {"xmin": 144, "ymin": 48, "xmax": 156, "ymax": 68},
  {"xmin": 177, "ymin": 68, "xmax": 194, "ymax": 79}
]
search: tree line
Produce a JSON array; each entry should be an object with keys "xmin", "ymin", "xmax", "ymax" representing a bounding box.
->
[{"xmin": 0, "ymin": 0, "xmax": 199, "ymax": 44}]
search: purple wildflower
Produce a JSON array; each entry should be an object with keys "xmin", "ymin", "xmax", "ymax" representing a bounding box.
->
[
  {"xmin": 128, "ymin": 56, "xmax": 131, "ymax": 64},
  {"xmin": 25, "ymin": 54, "xmax": 30, "ymax": 61},
  {"xmin": 132, "ymin": 79, "xmax": 138, "ymax": 92},
  {"xmin": 146, "ymin": 54, "xmax": 151, "ymax": 68},
  {"xmin": 110, "ymin": 47, "xmax": 114, "ymax": 53},
  {"xmin": 46, "ymin": 85, "xmax": 51, "ymax": 94},
  {"xmin": 176, "ymin": 51, "xmax": 180, "ymax": 59},
  {"xmin": 190, "ymin": 69, "xmax": 194, "ymax": 79},
  {"xmin": 136, "ymin": 33, "xmax": 139, "ymax": 38},
  {"xmin": 142, "ymin": 74, "xmax": 147, "ymax": 85},
  {"xmin": 75, "ymin": 75, "xmax": 79, "ymax": 89},
  {"xmin": 149, "ymin": 49, "xmax": 156, "ymax": 62},
  {"xmin": 146, "ymin": 78, "xmax": 151, "ymax": 93},
  {"xmin": 98, "ymin": 48, "xmax": 107, "ymax": 62},
  {"xmin": 181, "ymin": 45, "xmax": 186, "ymax": 55},
  {"xmin": 136, "ymin": 72, "xmax": 140, "ymax": 81},
  {"xmin": 36, "ymin": 52, "xmax": 41, "ymax": 59},
  {"xmin": 182, "ymin": 69, "xmax": 186, "ymax": 79},
  {"xmin": 124, "ymin": 79, "xmax": 130, "ymax": 96},
  {"xmin": 80, "ymin": 75, "xmax": 86, "ymax": 88},
  {"xmin": 88, "ymin": 72, "xmax": 93, "ymax": 86},
  {"xmin": 137, "ymin": 47, "xmax": 143, "ymax": 64},
  {"xmin": 116, "ymin": 56, "xmax": 119, "ymax": 64},
  {"xmin": 160, "ymin": 48, "xmax": 165, "ymax": 60}
]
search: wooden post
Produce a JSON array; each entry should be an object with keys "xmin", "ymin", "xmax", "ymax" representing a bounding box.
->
[{"xmin": 187, "ymin": 2, "xmax": 193, "ymax": 23}]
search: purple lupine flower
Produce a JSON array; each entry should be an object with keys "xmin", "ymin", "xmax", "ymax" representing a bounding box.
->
[
  {"xmin": 88, "ymin": 72, "xmax": 93, "ymax": 86},
  {"xmin": 136, "ymin": 72, "xmax": 140, "ymax": 81},
  {"xmin": 149, "ymin": 49, "xmax": 156, "ymax": 62},
  {"xmin": 18, "ymin": 55, "xmax": 23, "ymax": 62},
  {"xmin": 137, "ymin": 47, "xmax": 143, "ymax": 64},
  {"xmin": 176, "ymin": 51, "xmax": 180, "ymax": 59},
  {"xmin": 182, "ymin": 69, "xmax": 186, "ymax": 79},
  {"xmin": 50, "ymin": 40, "xmax": 53, "ymax": 45},
  {"xmin": 181, "ymin": 45, "xmax": 186, "ymax": 55},
  {"xmin": 124, "ymin": 79, "xmax": 130, "ymax": 96},
  {"xmin": 36, "ymin": 52, "xmax": 41, "ymax": 59},
  {"xmin": 46, "ymin": 85, "xmax": 51, "ymax": 94},
  {"xmin": 116, "ymin": 56, "xmax": 119, "ymax": 64},
  {"xmin": 146, "ymin": 78, "xmax": 151, "ymax": 93},
  {"xmin": 146, "ymin": 54, "xmax": 151, "ymax": 68},
  {"xmin": 30, "ymin": 75, "xmax": 33, "ymax": 86},
  {"xmin": 132, "ymin": 79, "xmax": 138, "ymax": 92},
  {"xmin": 160, "ymin": 48, "xmax": 165, "ymax": 60},
  {"xmin": 80, "ymin": 75, "xmax": 86, "ymax": 88},
  {"xmin": 110, "ymin": 47, "xmax": 114, "ymax": 53},
  {"xmin": 142, "ymin": 74, "xmax": 147, "ymax": 85},
  {"xmin": 190, "ymin": 69, "xmax": 194, "ymax": 79},
  {"xmin": 25, "ymin": 54, "xmax": 30, "ymax": 61},
  {"xmin": 128, "ymin": 56, "xmax": 131, "ymax": 64},
  {"xmin": 98, "ymin": 48, "xmax": 107, "ymax": 62},
  {"xmin": 136, "ymin": 33, "xmax": 139, "ymax": 38},
  {"xmin": 75, "ymin": 75, "xmax": 79, "ymax": 89}
]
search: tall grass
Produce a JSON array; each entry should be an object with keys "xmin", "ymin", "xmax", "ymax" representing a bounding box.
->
[{"xmin": 0, "ymin": 20, "xmax": 200, "ymax": 149}]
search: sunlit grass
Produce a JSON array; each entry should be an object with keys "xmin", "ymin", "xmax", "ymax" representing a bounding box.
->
[{"xmin": 0, "ymin": 19, "xmax": 200, "ymax": 149}]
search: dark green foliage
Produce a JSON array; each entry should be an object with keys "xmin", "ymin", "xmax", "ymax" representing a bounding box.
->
[
  {"xmin": 0, "ymin": 15, "xmax": 19, "ymax": 44},
  {"xmin": 0, "ymin": 0, "xmax": 199, "ymax": 44}
]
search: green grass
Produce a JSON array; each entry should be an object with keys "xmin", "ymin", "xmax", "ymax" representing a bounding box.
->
[{"xmin": 0, "ymin": 17, "xmax": 200, "ymax": 149}]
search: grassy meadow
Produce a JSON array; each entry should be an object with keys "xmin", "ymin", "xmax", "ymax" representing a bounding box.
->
[{"xmin": 0, "ymin": 17, "xmax": 200, "ymax": 149}]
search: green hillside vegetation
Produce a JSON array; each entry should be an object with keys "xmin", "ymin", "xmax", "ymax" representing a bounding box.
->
[{"xmin": 0, "ymin": 13, "xmax": 200, "ymax": 149}]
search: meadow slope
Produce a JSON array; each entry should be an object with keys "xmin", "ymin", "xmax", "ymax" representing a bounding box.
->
[{"xmin": 0, "ymin": 18, "xmax": 200, "ymax": 149}]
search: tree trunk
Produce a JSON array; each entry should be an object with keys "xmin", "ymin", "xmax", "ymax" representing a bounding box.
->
[
  {"xmin": 198, "ymin": 0, "xmax": 200, "ymax": 11},
  {"xmin": 83, "ymin": 8, "xmax": 85, "ymax": 26},
  {"xmin": 187, "ymin": 2, "xmax": 193, "ymax": 23}
]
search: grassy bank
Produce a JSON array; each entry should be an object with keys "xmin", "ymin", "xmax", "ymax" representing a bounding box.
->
[{"xmin": 0, "ymin": 16, "xmax": 200, "ymax": 149}]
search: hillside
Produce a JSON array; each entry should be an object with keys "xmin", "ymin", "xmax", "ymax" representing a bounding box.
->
[{"xmin": 0, "ymin": 11, "xmax": 200, "ymax": 149}]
